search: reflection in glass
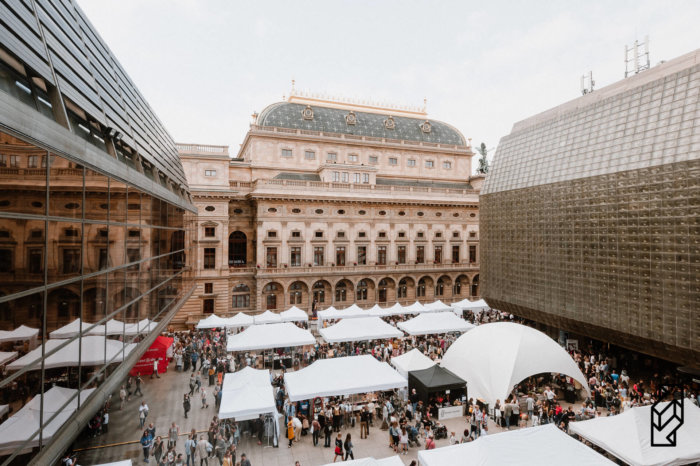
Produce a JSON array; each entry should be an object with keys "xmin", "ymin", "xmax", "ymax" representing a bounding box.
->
[
  {"xmin": 110, "ymin": 178, "xmax": 127, "ymax": 223},
  {"xmin": 85, "ymin": 168, "xmax": 109, "ymax": 221},
  {"xmin": 0, "ymin": 131, "xmax": 47, "ymax": 215},
  {"xmin": 49, "ymin": 154, "xmax": 84, "ymax": 219}
]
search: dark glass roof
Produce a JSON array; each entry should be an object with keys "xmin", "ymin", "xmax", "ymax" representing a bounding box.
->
[{"xmin": 258, "ymin": 102, "xmax": 466, "ymax": 146}]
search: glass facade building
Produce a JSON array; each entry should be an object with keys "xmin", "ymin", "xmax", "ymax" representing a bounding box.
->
[
  {"xmin": 0, "ymin": 1, "xmax": 195, "ymax": 464},
  {"xmin": 481, "ymin": 49, "xmax": 700, "ymax": 366}
]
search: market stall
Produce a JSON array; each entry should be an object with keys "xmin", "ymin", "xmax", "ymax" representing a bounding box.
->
[
  {"xmin": 402, "ymin": 301, "xmax": 425, "ymax": 314},
  {"xmin": 280, "ymin": 306, "xmax": 309, "ymax": 323},
  {"xmin": 0, "ymin": 325, "xmax": 39, "ymax": 344},
  {"xmin": 284, "ymin": 355, "xmax": 407, "ymax": 401},
  {"xmin": 319, "ymin": 317, "xmax": 403, "ymax": 343},
  {"xmin": 226, "ymin": 322, "xmax": 315, "ymax": 352},
  {"xmin": 196, "ymin": 314, "xmax": 229, "ymax": 329},
  {"xmin": 320, "ymin": 456, "xmax": 403, "ymax": 466},
  {"xmin": 450, "ymin": 298, "xmax": 490, "ymax": 315},
  {"xmin": 129, "ymin": 336, "xmax": 174, "ymax": 376},
  {"xmin": 254, "ymin": 310, "xmax": 283, "ymax": 325},
  {"xmin": 49, "ymin": 319, "xmax": 105, "ymax": 338},
  {"xmin": 398, "ymin": 312, "xmax": 474, "ymax": 336},
  {"xmin": 421, "ymin": 300, "xmax": 453, "ymax": 313},
  {"xmin": 0, "ymin": 351, "xmax": 18, "ymax": 367},
  {"xmin": 225, "ymin": 312, "xmax": 255, "ymax": 328},
  {"xmin": 391, "ymin": 348, "xmax": 436, "ymax": 378},
  {"xmin": 7, "ymin": 337, "xmax": 136, "ymax": 371},
  {"xmin": 408, "ymin": 365, "xmax": 467, "ymax": 416}
]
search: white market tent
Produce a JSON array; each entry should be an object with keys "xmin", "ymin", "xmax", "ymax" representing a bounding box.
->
[
  {"xmin": 126, "ymin": 318, "xmax": 158, "ymax": 335},
  {"xmin": 320, "ymin": 456, "xmax": 403, "ymax": 466},
  {"xmin": 451, "ymin": 298, "xmax": 490, "ymax": 314},
  {"xmin": 318, "ymin": 304, "xmax": 369, "ymax": 322},
  {"xmin": 280, "ymin": 306, "xmax": 309, "ymax": 322},
  {"xmin": 398, "ymin": 312, "xmax": 474, "ymax": 336},
  {"xmin": 219, "ymin": 366, "xmax": 277, "ymax": 421},
  {"xmin": 441, "ymin": 322, "xmax": 590, "ymax": 407},
  {"xmin": 0, "ymin": 352, "xmax": 18, "ymax": 366},
  {"xmin": 418, "ymin": 424, "xmax": 614, "ymax": 466},
  {"xmin": 93, "ymin": 461, "xmax": 133, "ymax": 466},
  {"xmin": 391, "ymin": 348, "xmax": 436, "ymax": 378},
  {"xmin": 49, "ymin": 319, "xmax": 106, "ymax": 338},
  {"xmin": 104, "ymin": 319, "xmax": 128, "ymax": 336},
  {"xmin": 285, "ymin": 355, "xmax": 407, "ymax": 401},
  {"xmin": 319, "ymin": 317, "xmax": 403, "ymax": 343},
  {"xmin": 196, "ymin": 314, "xmax": 229, "ymax": 329},
  {"xmin": 0, "ymin": 325, "xmax": 39, "ymax": 343},
  {"xmin": 422, "ymin": 300, "xmax": 453, "ymax": 313},
  {"xmin": 225, "ymin": 312, "xmax": 255, "ymax": 328},
  {"xmin": 569, "ymin": 401, "xmax": 700, "ymax": 466},
  {"xmin": 7, "ymin": 337, "xmax": 136, "ymax": 371},
  {"xmin": 402, "ymin": 301, "xmax": 425, "ymax": 314},
  {"xmin": 0, "ymin": 386, "xmax": 96, "ymax": 456},
  {"xmin": 0, "ymin": 405, "xmax": 8, "ymax": 418},
  {"xmin": 226, "ymin": 322, "xmax": 315, "ymax": 352},
  {"xmin": 254, "ymin": 310, "xmax": 283, "ymax": 325}
]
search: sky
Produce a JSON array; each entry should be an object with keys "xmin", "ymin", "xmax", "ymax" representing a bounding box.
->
[{"xmin": 79, "ymin": 0, "xmax": 700, "ymax": 171}]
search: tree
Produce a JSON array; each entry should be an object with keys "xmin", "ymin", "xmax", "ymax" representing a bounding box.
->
[{"xmin": 476, "ymin": 142, "xmax": 489, "ymax": 174}]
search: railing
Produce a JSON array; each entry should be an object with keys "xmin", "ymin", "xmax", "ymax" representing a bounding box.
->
[
  {"xmin": 256, "ymin": 262, "xmax": 478, "ymax": 275},
  {"xmin": 249, "ymin": 125, "xmax": 469, "ymax": 151},
  {"xmin": 247, "ymin": 179, "xmax": 476, "ymax": 197},
  {"xmin": 175, "ymin": 143, "xmax": 229, "ymax": 155}
]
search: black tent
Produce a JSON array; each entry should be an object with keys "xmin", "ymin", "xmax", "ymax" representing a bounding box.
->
[{"xmin": 408, "ymin": 365, "xmax": 467, "ymax": 404}]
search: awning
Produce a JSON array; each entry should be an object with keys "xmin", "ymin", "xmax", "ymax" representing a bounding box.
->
[
  {"xmin": 196, "ymin": 314, "xmax": 229, "ymax": 329},
  {"xmin": 451, "ymin": 298, "xmax": 490, "ymax": 314},
  {"xmin": 254, "ymin": 310, "xmax": 283, "ymax": 325},
  {"xmin": 398, "ymin": 312, "xmax": 474, "ymax": 336},
  {"xmin": 219, "ymin": 367, "xmax": 277, "ymax": 421},
  {"xmin": 7, "ymin": 337, "xmax": 136, "ymax": 371},
  {"xmin": 49, "ymin": 319, "xmax": 105, "ymax": 338},
  {"xmin": 320, "ymin": 317, "xmax": 403, "ymax": 343},
  {"xmin": 226, "ymin": 322, "xmax": 315, "ymax": 352},
  {"xmin": 0, "ymin": 325, "xmax": 39, "ymax": 343},
  {"xmin": 402, "ymin": 301, "xmax": 425, "ymax": 314},
  {"xmin": 226, "ymin": 312, "xmax": 254, "ymax": 327},
  {"xmin": 422, "ymin": 300, "xmax": 453, "ymax": 313},
  {"xmin": 318, "ymin": 304, "xmax": 369, "ymax": 322},
  {"xmin": 0, "ymin": 351, "xmax": 18, "ymax": 366},
  {"xmin": 391, "ymin": 348, "xmax": 436, "ymax": 378},
  {"xmin": 319, "ymin": 456, "xmax": 403, "ymax": 466},
  {"xmin": 284, "ymin": 355, "xmax": 407, "ymax": 401},
  {"xmin": 280, "ymin": 306, "xmax": 309, "ymax": 322}
]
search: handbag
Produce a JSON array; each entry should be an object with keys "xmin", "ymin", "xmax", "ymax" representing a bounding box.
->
[{"xmin": 335, "ymin": 446, "xmax": 342, "ymax": 455}]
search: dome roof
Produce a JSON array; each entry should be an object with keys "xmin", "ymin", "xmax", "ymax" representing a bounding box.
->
[{"xmin": 257, "ymin": 102, "xmax": 466, "ymax": 146}]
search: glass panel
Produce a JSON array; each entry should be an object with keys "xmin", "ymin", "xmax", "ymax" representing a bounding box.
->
[
  {"xmin": 0, "ymin": 130, "xmax": 47, "ymax": 215},
  {"xmin": 49, "ymin": 154, "xmax": 84, "ymax": 219},
  {"xmin": 84, "ymin": 223, "xmax": 110, "ymax": 274},
  {"xmin": 47, "ymin": 284, "xmax": 81, "ymax": 333},
  {"xmin": 83, "ymin": 276, "xmax": 108, "ymax": 322},
  {"xmin": 110, "ymin": 178, "xmax": 127, "ymax": 223},
  {"xmin": 47, "ymin": 221, "xmax": 83, "ymax": 284},
  {"xmin": 84, "ymin": 168, "xmax": 109, "ymax": 221},
  {"xmin": 127, "ymin": 186, "xmax": 141, "ymax": 225},
  {"xmin": 109, "ymin": 225, "xmax": 126, "ymax": 269},
  {"xmin": 0, "ymin": 290, "xmax": 44, "ymax": 334}
]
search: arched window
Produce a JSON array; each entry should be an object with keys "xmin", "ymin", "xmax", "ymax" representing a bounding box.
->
[
  {"xmin": 398, "ymin": 279, "xmax": 408, "ymax": 299},
  {"xmin": 289, "ymin": 282, "xmax": 303, "ymax": 305},
  {"xmin": 453, "ymin": 278, "xmax": 462, "ymax": 296},
  {"xmin": 312, "ymin": 281, "xmax": 326, "ymax": 304},
  {"xmin": 356, "ymin": 280, "xmax": 368, "ymax": 301},
  {"xmin": 435, "ymin": 277, "xmax": 445, "ymax": 296},
  {"xmin": 232, "ymin": 283, "xmax": 250, "ymax": 308},
  {"xmin": 417, "ymin": 278, "xmax": 426, "ymax": 298},
  {"xmin": 229, "ymin": 231, "xmax": 247, "ymax": 267},
  {"xmin": 264, "ymin": 283, "xmax": 278, "ymax": 310},
  {"xmin": 378, "ymin": 279, "xmax": 388, "ymax": 303},
  {"xmin": 335, "ymin": 281, "xmax": 347, "ymax": 302},
  {"xmin": 471, "ymin": 275, "xmax": 479, "ymax": 297}
]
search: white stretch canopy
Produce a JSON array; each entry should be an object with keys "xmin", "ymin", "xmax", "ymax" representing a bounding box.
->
[
  {"xmin": 280, "ymin": 306, "xmax": 309, "ymax": 322},
  {"xmin": 422, "ymin": 300, "xmax": 453, "ymax": 313},
  {"xmin": 451, "ymin": 298, "xmax": 490, "ymax": 314},
  {"xmin": 441, "ymin": 322, "xmax": 590, "ymax": 407},
  {"xmin": 0, "ymin": 325, "xmax": 39, "ymax": 343},
  {"xmin": 285, "ymin": 355, "xmax": 407, "ymax": 401},
  {"xmin": 402, "ymin": 301, "xmax": 425, "ymax": 314},
  {"xmin": 49, "ymin": 319, "xmax": 105, "ymax": 338},
  {"xmin": 398, "ymin": 312, "xmax": 474, "ymax": 336},
  {"xmin": 93, "ymin": 461, "xmax": 132, "ymax": 466},
  {"xmin": 196, "ymin": 314, "xmax": 229, "ymax": 329},
  {"xmin": 318, "ymin": 304, "xmax": 369, "ymax": 322},
  {"xmin": 226, "ymin": 322, "xmax": 315, "ymax": 352},
  {"xmin": 254, "ymin": 310, "xmax": 283, "ymax": 325},
  {"xmin": 319, "ymin": 317, "xmax": 403, "ymax": 343},
  {"xmin": 126, "ymin": 318, "xmax": 158, "ymax": 335},
  {"xmin": 226, "ymin": 312, "xmax": 254, "ymax": 327},
  {"xmin": 320, "ymin": 456, "xmax": 403, "ymax": 466},
  {"xmin": 569, "ymin": 401, "xmax": 700, "ymax": 466},
  {"xmin": 418, "ymin": 424, "xmax": 614, "ymax": 466},
  {"xmin": 219, "ymin": 367, "xmax": 277, "ymax": 421},
  {"xmin": 0, "ymin": 386, "xmax": 96, "ymax": 456},
  {"xmin": 391, "ymin": 348, "xmax": 436, "ymax": 378},
  {"xmin": 0, "ymin": 352, "xmax": 18, "ymax": 366},
  {"xmin": 104, "ymin": 319, "xmax": 128, "ymax": 336},
  {"xmin": 7, "ymin": 337, "xmax": 136, "ymax": 371}
]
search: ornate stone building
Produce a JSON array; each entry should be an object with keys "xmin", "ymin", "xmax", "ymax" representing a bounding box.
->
[{"xmin": 177, "ymin": 92, "xmax": 483, "ymax": 325}]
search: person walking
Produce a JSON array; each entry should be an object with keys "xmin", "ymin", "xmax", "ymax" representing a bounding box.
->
[
  {"xmin": 214, "ymin": 434, "xmax": 226, "ymax": 466},
  {"xmin": 152, "ymin": 436, "xmax": 164, "ymax": 464},
  {"xmin": 311, "ymin": 416, "xmax": 320, "ymax": 446},
  {"xmin": 126, "ymin": 376, "xmax": 133, "ymax": 401},
  {"xmin": 134, "ymin": 375, "xmax": 143, "ymax": 397},
  {"xmin": 138, "ymin": 401, "xmax": 149, "ymax": 429},
  {"xmin": 196, "ymin": 435, "xmax": 212, "ymax": 466},
  {"xmin": 184, "ymin": 434, "xmax": 196, "ymax": 466},
  {"xmin": 168, "ymin": 422, "xmax": 180, "ymax": 449},
  {"xmin": 343, "ymin": 433, "xmax": 354, "ymax": 461},
  {"xmin": 140, "ymin": 430, "xmax": 153, "ymax": 463},
  {"xmin": 102, "ymin": 411, "xmax": 109, "ymax": 434},
  {"xmin": 119, "ymin": 385, "xmax": 127, "ymax": 410},
  {"xmin": 399, "ymin": 427, "xmax": 409, "ymax": 455},
  {"xmin": 201, "ymin": 387, "xmax": 209, "ymax": 409},
  {"xmin": 152, "ymin": 358, "xmax": 161, "ymax": 379},
  {"xmin": 287, "ymin": 418, "xmax": 295, "ymax": 448},
  {"xmin": 333, "ymin": 433, "xmax": 343, "ymax": 462},
  {"xmin": 360, "ymin": 407, "xmax": 369, "ymax": 439},
  {"xmin": 323, "ymin": 419, "xmax": 333, "ymax": 447},
  {"xmin": 183, "ymin": 394, "xmax": 191, "ymax": 419},
  {"xmin": 239, "ymin": 453, "xmax": 251, "ymax": 466}
]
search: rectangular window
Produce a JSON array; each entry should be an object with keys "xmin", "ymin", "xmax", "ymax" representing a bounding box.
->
[
  {"xmin": 435, "ymin": 232, "xmax": 442, "ymax": 238},
  {"xmin": 353, "ymin": 173, "xmax": 361, "ymax": 183},
  {"xmin": 28, "ymin": 249, "xmax": 43, "ymax": 274},
  {"xmin": 470, "ymin": 245, "xmax": 477, "ymax": 263},
  {"xmin": 377, "ymin": 246, "xmax": 387, "ymax": 265},
  {"xmin": 378, "ymin": 232, "xmax": 386, "ymax": 238},
  {"xmin": 98, "ymin": 248, "xmax": 109, "ymax": 270},
  {"xmin": 362, "ymin": 173, "xmax": 369, "ymax": 183},
  {"xmin": 28, "ymin": 155, "xmax": 37, "ymax": 168},
  {"xmin": 305, "ymin": 150, "xmax": 315, "ymax": 160},
  {"xmin": 267, "ymin": 230, "xmax": 277, "ymax": 238},
  {"xmin": 203, "ymin": 299, "xmax": 215, "ymax": 314},
  {"xmin": 397, "ymin": 245, "xmax": 406, "ymax": 264},
  {"xmin": 0, "ymin": 154, "xmax": 6, "ymax": 167},
  {"xmin": 333, "ymin": 171, "xmax": 340, "ymax": 182},
  {"xmin": 417, "ymin": 231, "xmax": 424, "ymax": 238},
  {"xmin": 127, "ymin": 248, "xmax": 140, "ymax": 270},
  {"xmin": 348, "ymin": 154, "xmax": 358, "ymax": 162},
  {"xmin": 358, "ymin": 231, "xmax": 366, "ymax": 238},
  {"xmin": 434, "ymin": 245, "xmax": 443, "ymax": 263},
  {"xmin": 407, "ymin": 159, "xmax": 416, "ymax": 167},
  {"xmin": 62, "ymin": 248, "xmax": 81, "ymax": 274},
  {"xmin": 369, "ymin": 156, "xmax": 378, "ymax": 164},
  {"xmin": 416, "ymin": 246, "xmax": 425, "ymax": 264},
  {"xmin": 266, "ymin": 247, "xmax": 277, "ymax": 267},
  {"xmin": 425, "ymin": 160, "xmax": 434, "ymax": 168},
  {"xmin": 337, "ymin": 231, "xmax": 345, "ymax": 238},
  {"xmin": 398, "ymin": 231, "xmax": 406, "ymax": 238},
  {"xmin": 357, "ymin": 246, "xmax": 367, "ymax": 265},
  {"xmin": 327, "ymin": 152, "xmax": 337, "ymax": 161},
  {"xmin": 290, "ymin": 247, "xmax": 301, "ymax": 266},
  {"xmin": 313, "ymin": 246, "xmax": 324, "ymax": 266},
  {"xmin": 204, "ymin": 169, "xmax": 216, "ymax": 176},
  {"xmin": 291, "ymin": 231, "xmax": 301, "ymax": 238},
  {"xmin": 335, "ymin": 246, "xmax": 346, "ymax": 266},
  {"xmin": 453, "ymin": 231, "xmax": 460, "ymax": 238},
  {"xmin": 315, "ymin": 231, "xmax": 323, "ymax": 238},
  {"xmin": 443, "ymin": 161, "xmax": 452, "ymax": 169},
  {"xmin": 10, "ymin": 155, "xmax": 19, "ymax": 168},
  {"xmin": 204, "ymin": 283, "xmax": 213, "ymax": 294},
  {"xmin": 281, "ymin": 149, "xmax": 293, "ymax": 157},
  {"xmin": 204, "ymin": 227, "xmax": 216, "ymax": 237},
  {"xmin": 452, "ymin": 245, "xmax": 460, "ymax": 263},
  {"xmin": 203, "ymin": 248, "xmax": 216, "ymax": 269},
  {"xmin": 389, "ymin": 157, "xmax": 398, "ymax": 166},
  {"xmin": 341, "ymin": 172, "xmax": 349, "ymax": 182}
]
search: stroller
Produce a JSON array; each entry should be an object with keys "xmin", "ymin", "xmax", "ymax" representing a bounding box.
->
[
  {"xmin": 433, "ymin": 423, "xmax": 448, "ymax": 440},
  {"xmin": 408, "ymin": 424, "xmax": 421, "ymax": 447}
]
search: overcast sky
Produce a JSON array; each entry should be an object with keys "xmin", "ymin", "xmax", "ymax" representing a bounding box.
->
[{"xmin": 79, "ymin": 0, "xmax": 700, "ymax": 169}]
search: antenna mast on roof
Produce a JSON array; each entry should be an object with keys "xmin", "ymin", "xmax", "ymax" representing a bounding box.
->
[
  {"xmin": 625, "ymin": 36, "xmax": 650, "ymax": 78},
  {"xmin": 580, "ymin": 71, "xmax": 595, "ymax": 95}
]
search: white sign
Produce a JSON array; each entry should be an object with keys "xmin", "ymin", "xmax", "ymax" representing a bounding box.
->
[{"xmin": 438, "ymin": 405, "xmax": 464, "ymax": 420}]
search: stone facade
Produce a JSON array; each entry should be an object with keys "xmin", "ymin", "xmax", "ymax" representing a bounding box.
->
[{"xmin": 176, "ymin": 95, "xmax": 482, "ymax": 325}]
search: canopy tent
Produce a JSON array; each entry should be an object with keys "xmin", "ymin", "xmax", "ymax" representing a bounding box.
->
[
  {"xmin": 391, "ymin": 348, "xmax": 436, "ymax": 378},
  {"xmin": 402, "ymin": 301, "xmax": 425, "ymax": 314},
  {"xmin": 0, "ymin": 325, "xmax": 39, "ymax": 343},
  {"xmin": 196, "ymin": 314, "xmax": 229, "ymax": 329},
  {"xmin": 129, "ymin": 336, "xmax": 174, "ymax": 376},
  {"xmin": 408, "ymin": 365, "xmax": 466, "ymax": 403},
  {"xmin": 318, "ymin": 304, "xmax": 369, "ymax": 322},
  {"xmin": 219, "ymin": 366, "xmax": 277, "ymax": 420},
  {"xmin": 7, "ymin": 337, "xmax": 136, "ymax": 371},
  {"xmin": 0, "ymin": 352, "xmax": 17, "ymax": 366},
  {"xmin": 441, "ymin": 322, "xmax": 590, "ymax": 407},
  {"xmin": 451, "ymin": 298, "xmax": 490, "ymax": 314},
  {"xmin": 254, "ymin": 310, "xmax": 283, "ymax": 325},
  {"xmin": 0, "ymin": 386, "xmax": 96, "ymax": 456},
  {"xmin": 398, "ymin": 312, "xmax": 474, "ymax": 336},
  {"xmin": 225, "ymin": 312, "xmax": 255, "ymax": 328},
  {"xmin": 367, "ymin": 304, "xmax": 387, "ymax": 316},
  {"xmin": 0, "ymin": 405, "xmax": 8, "ymax": 418},
  {"xmin": 569, "ymin": 401, "xmax": 700, "ymax": 466},
  {"xmin": 319, "ymin": 317, "xmax": 403, "ymax": 343},
  {"xmin": 104, "ymin": 319, "xmax": 128, "ymax": 336},
  {"xmin": 49, "ymin": 319, "xmax": 105, "ymax": 338},
  {"xmin": 226, "ymin": 322, "xmax": 315, "ymax": 352},
  {"xmin": 126, "ymin": 318, "xmax": 158, "ymax": 335},
  {"xmin": 320, "ymin": 456, "xmax": 403, "ymax": 466},
  {"xmin": 93, "ymin": 461, "xmax": 133, "ymax": 466},
  {"xmin": 280, "ymin": 306, "xmax": 309, "ymax": 322},
  {"xmin": 422, "ymin": 300, "xmax": 453, "ymax": 313},
  {"xmin": 285, "ymin": 355, "xmax": 407, "ymax": 402},
  {"xmin": 418, "ymin": 424, "xmax": 614, "ymax": 466}
]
